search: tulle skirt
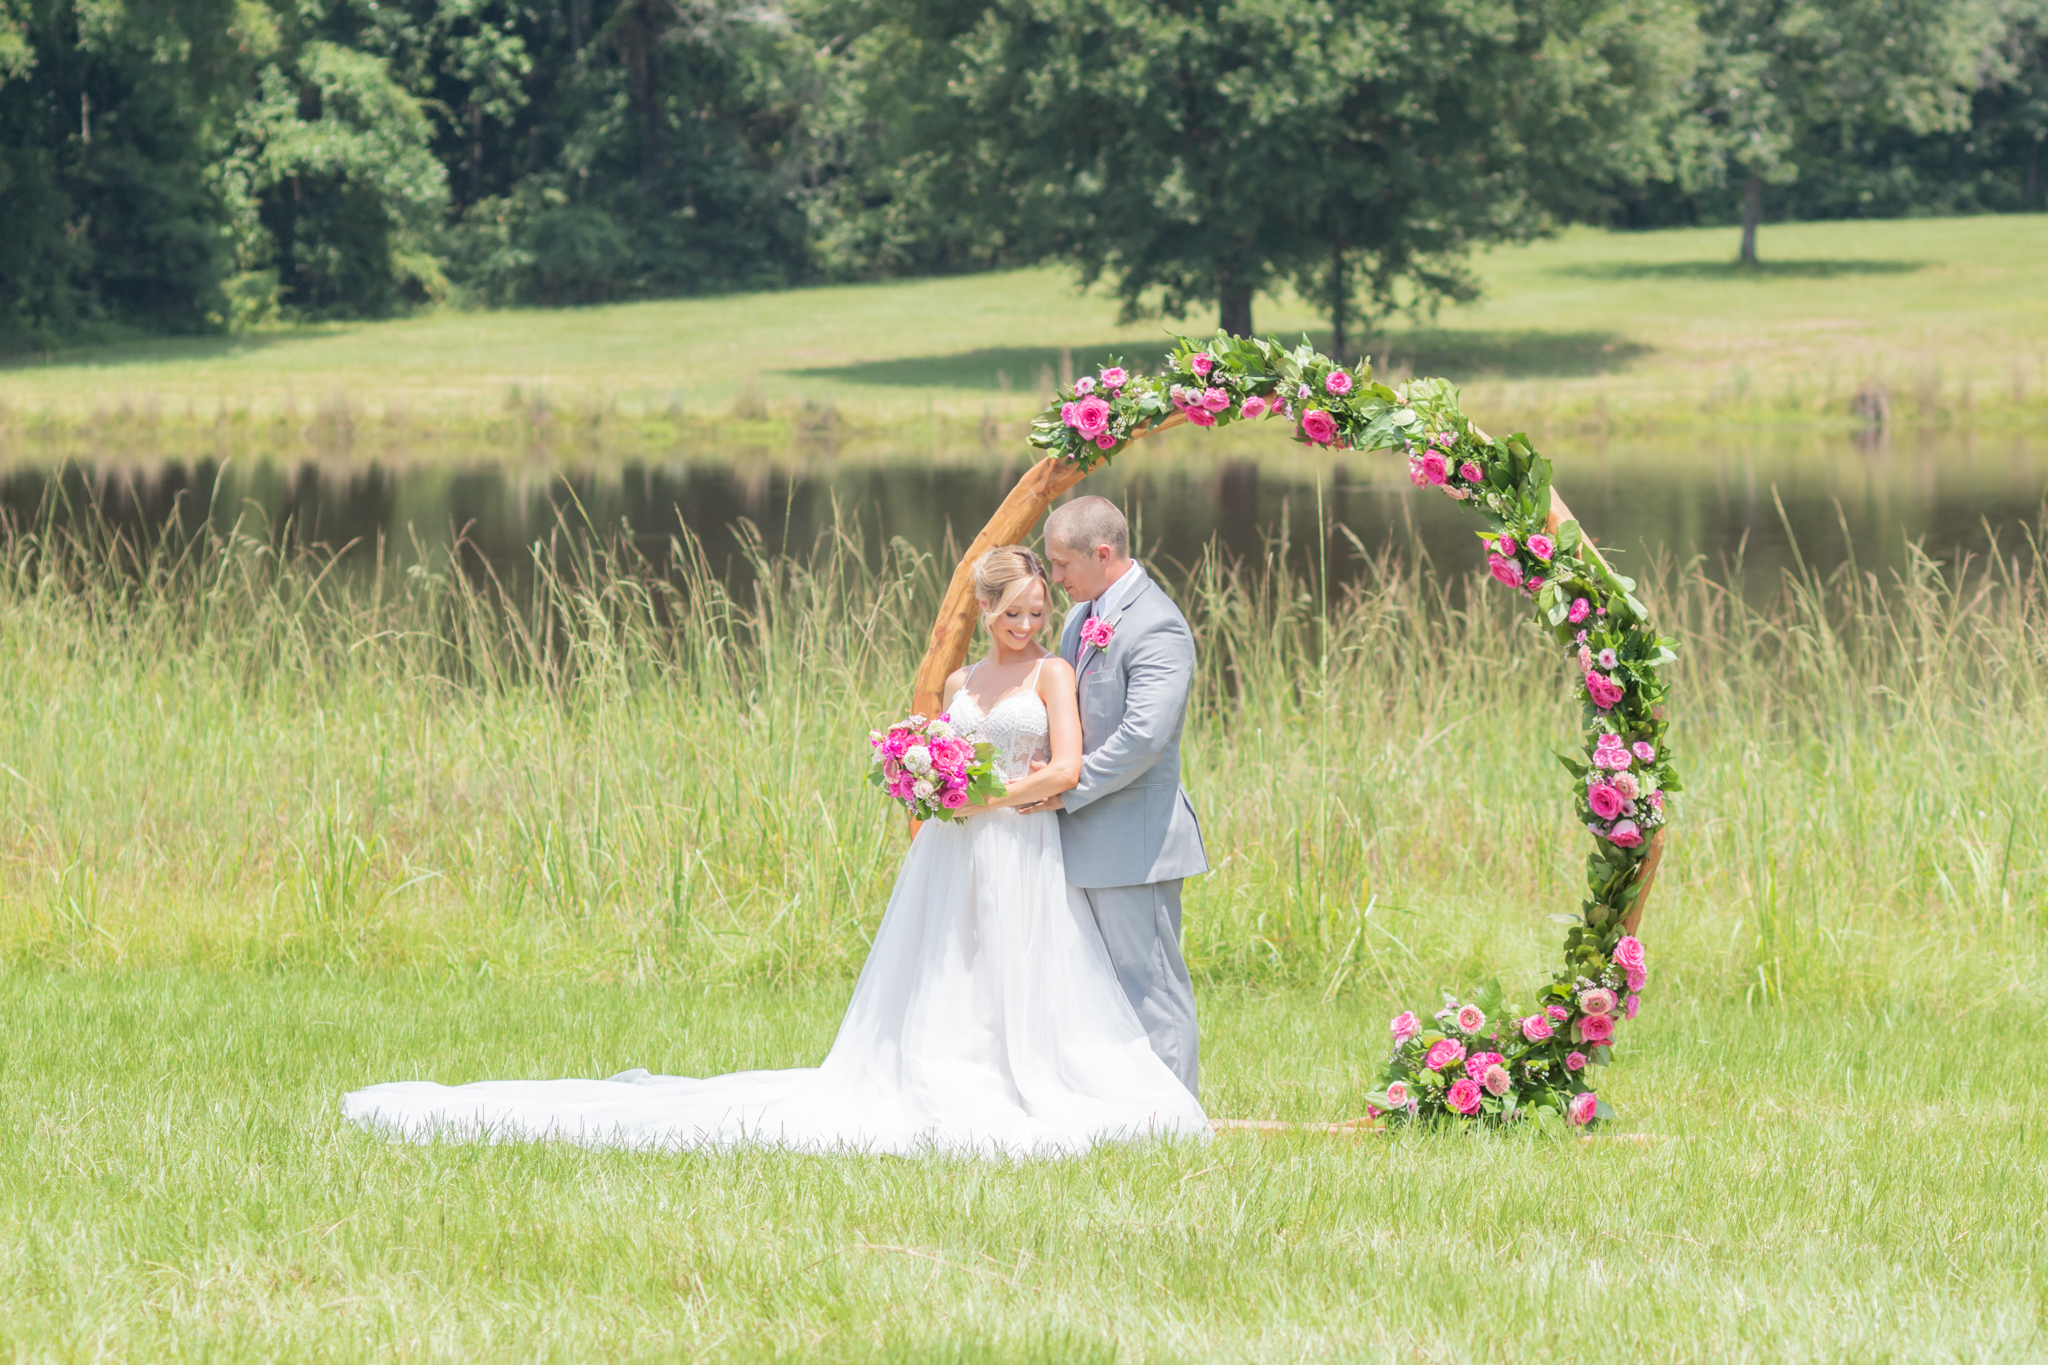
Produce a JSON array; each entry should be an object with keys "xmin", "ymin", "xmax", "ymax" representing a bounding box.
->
[{"xmin": 342, "ymin": 809, "xmax": 1209, "ymax": 1158}]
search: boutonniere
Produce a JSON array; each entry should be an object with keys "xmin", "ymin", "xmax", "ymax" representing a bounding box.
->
[{"xmin": 1080, "ymin": 616, "xmax": 1116, "ymax": 649}]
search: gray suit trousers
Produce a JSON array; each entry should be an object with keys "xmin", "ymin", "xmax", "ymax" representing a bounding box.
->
[{"xmin": 1081, "ymin": 879, "xmax": 1198, "ymax": 1096}]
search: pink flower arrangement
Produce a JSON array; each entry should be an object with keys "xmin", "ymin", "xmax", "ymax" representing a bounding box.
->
[
  {"xmin": 1447, "ymin": 1078, "xmax": 1483, "ymax": 1115},
  {"xmin": 868, "ymin": 712, "xmax": 1003, "ymax": 822},
  {"xmin": 1299, "ymin": 409, "xmax": 1338, "ymax": 444},
  {"xmin": 1568, "ymin": 1092, "xmax": 1598, "ymax": 1126},
  {"xmin": 1488, "ymin": 555, "xmax": 1525, "ymax": 590},
  {"xmin": 1071, "ymin": 396, "xmax": 1112, "ymax": 438},
  {"xmin": 1455, "ymin": 1004, "xmax": 1487, "ymax": 1034},
  {"xmin": 1464, "ymin": 1050, "xmax": 1504, "ymax": 1081},
  {"xmin": 1585, "ymin": 672, "xmax": 1626, "ymax": 710},
  {"xmin": 1201, "ymin": 387, "xmax": 1230, "ymax": 413},
  {"xmin": 1391, "ymin": 1011, "xmax": 1422, "ymax": 1043},
  {"xmin": 1418, "ymin": 451, "xmax": 1448, "ymax": 485},
  {"xmin": 1521, "ymin": 1014, "xmax": 1553, "ymax": 1042},
  {"xmin": 1424, "ymin": 1039, "xmax": 1467, "ymax": 1072},
  {"xmin": 1325, "ymin": 370, "xmax": 1354, "ymax": 396},
  {"xmin": 1079, "ymin": 617, "xmax": 1116, "ymax": 650},
  {"xmin": 1587, "ymin": 783, "xmax": 1625, "ymax": 820},
  {"xmin": 1188, "ymin": 352, "xmax": 1215, "ymax": 377}
]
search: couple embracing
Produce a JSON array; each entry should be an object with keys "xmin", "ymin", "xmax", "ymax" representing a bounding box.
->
[{"xmin": 345, "ymin": 497, "xmax": 1213, "ymax": 1157}]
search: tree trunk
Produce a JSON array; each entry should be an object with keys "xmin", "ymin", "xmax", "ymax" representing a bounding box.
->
[
  {"xmin": 1329, "ymin": 245, "xmax": 1347, "ymax": 360},
  {"xmin": 1219, "ymin": 274, "xmax": 1252, "ymax": 336},
  {"xmin": 1740, "ymin": 174, "xmax": 1762, "ymax": 266}
]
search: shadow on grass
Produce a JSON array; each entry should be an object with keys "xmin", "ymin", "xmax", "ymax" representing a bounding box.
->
[
  {"xmin": 0, "ymin": 326, "xmax": 357, "ymax": 372},
  {"xmin": 788, "ymin": 342, "xmax": 1169, "ymax": 391},
  {"xmin": 1556, "ymin": 258, "xmax": 1928, "ymax": 282}
]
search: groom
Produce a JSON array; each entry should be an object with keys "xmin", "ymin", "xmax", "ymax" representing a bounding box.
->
[{"xmin": 1025, "ymin": 495, "xmax": 1208, "ymax": 1095}]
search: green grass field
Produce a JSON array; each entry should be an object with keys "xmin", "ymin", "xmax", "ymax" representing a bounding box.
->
[
  {"xmin": 3, "ymin": 215, "xmax": 2045, "ymax": 453},
  {"xmin": 4, "ymin": 500, "xmax": 2047, "ymax": 1359}
]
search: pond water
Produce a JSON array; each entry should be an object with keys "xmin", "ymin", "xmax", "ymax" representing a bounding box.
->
[{"xmin": 4, "ymin": 430, "xmax": 2044, "ymax": 600}]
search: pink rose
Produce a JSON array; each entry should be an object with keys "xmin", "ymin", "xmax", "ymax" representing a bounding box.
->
[
  {"xmin": 1592, "ymin": 746, "xmax": 1627, "ymax": 771},
  {"xmin": 1455, "ymin": 1004, "xmax": 1486, "ymax": 1034},
  {"xmin": 1586, "ymin": 672, "xmax": 1625, "ymax": 710},
  {"xmin": 1459, "ymin": 461, "xmax": 1483, "ymax": 483},
  {"xmin": 1568, "ymin": 597, "xmax": 1591, "ymax": 624},
  {"xmin": 1424, "ymin": 1039, "xmax": 1466, "ymax": 1072},
  {"xmin": 1565, "ymin": 1050, "xmax": 1587, "ymax": 1071},
  {"xmin": 1487, "ymin": 555, "xmax": 1524, "ymax": 590},
  {"xmin": 1073, "ymin": 395, "xmax": 1112, "ymax": 438},
  {"xmin": 1385, "ymin": 1080, "xmax": 1409, "ymax": 1107},
  {"xmin": 1074, "ymin": 376, "xmax": 1096, "ymax": 394},
  {"xmin": 1626, "ymin": 963, "xmax": 1647, "ymax": 993},
  {"xmin": 1447, "ymin": 1078, "xmax": 1483, "ymax": 1115},
  {"xmin": 1597, "ymin": 732, "xmax": 1624, "ymax": 749},
  {"xmin": 1496, "ymin": 536, "xmax": 1517, "ymax": 559},
  {"xmin": 1188, "ymin": 352, "xmax": 1214, "ymax": 377},
  {"xmin": 1095, "ymin": 433, "xmax": 1116, "ymax": 449},
  {"xmin": 1587, "ymin": 783, "xmax": 1624, "ymax": 820},
  {"xmin": 1524, "ymin": 576, "xmax": 1544, "ymax": 595},
  {"xmin": 1324, "ymin": 370, "xmax": 1354, "ymax": 396},
  {"xmin": 1079, "ymin": 617, "xmax": 1115, "ymax": 650},
  {"xmin": 1481, "ymin": 1064, "xmax": 1510, "ymax": 1096},
  {"xmin": 1568, "ymin": 1091, "xmax": 1598, "ymax": 1126},
  {"xmin": 1527, "ymin": 534, "xmax": 1554, "ymax": 562},
  {"xmin": 1578, "ymin": 1012, "xmax": 1615, "ymax": 1045},
  {"xmin": 1408, "ymin": 458, "xmax": 1428, "ymax": 488},
  {"xmin": 1419, "ymin": 452, "xmax": 1448, "ymax": 485},
  {"xmin": 1607, "ymin": 819, "xmax": 1644, "ymax": 848},
  {"xmin": 1521, "ymin": 1014, "xmax": 1553, "ymax": 1043},
  {"xmin": 1624, "ymin": 993, "xmax": 1639, "ymax": 1020},
  {"xmin": 1547, "ymin": 1005, "xmax": 1571, "ymax": 1023},
  {"xmin": 1239, "ymin": 396, "xmax": 1268, "ymax": 420},
  {"xmin": 1184, "ymin": 408, "xmax": 1216, "ymax": 426},
  {"xmin": 940, "ymin": 788, "xmax": 968, "ymax": 809},
  {"xmin": 1202, "ymin": 386, "xmax": 1230, "ymax": 413},
  {"xmin": 1579, "ymin": 987, "xmax": 1617, "ymax": 1016},
  {"xmin": 1632, "ymin": 741, "xmax": 1656, "ymax": 764},
  {"xmin": 1391, "ymin": 1011, "xmax": 1421, "ymax": 1043},
  {"xmin": 1060, "ymin": 402, "xmax": 1078, "ymax": 428},
  {"xmin": 1299, "ymin": 409, "xmax": 1337, "ymax": 444},
  {"xmin": 1612, "ymin": 935, "xmax": 1645, "ymax": 971},
  {"xmin": 1464, "ymin": 1051, "xmax": 1503, "ymax": 1081},
  {"xmin": 1100, "ymin": 367, "xmax": 1128, "ymax": 388}
]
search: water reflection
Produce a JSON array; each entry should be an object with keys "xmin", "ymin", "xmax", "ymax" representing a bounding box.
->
[{"xmin": 3, "ymin": 432, "xmax": 2043, "ymax": 599}]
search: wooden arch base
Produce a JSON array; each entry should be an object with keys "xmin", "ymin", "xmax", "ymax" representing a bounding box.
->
[{"xmin": 906, "ymin": 412, "xmax": 1665, "ymax": 934}]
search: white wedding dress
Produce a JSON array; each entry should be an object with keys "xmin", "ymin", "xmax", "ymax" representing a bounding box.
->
[{"xmin": 343, "ymin": 663, "xmax": 1211, "ymax": 1158}]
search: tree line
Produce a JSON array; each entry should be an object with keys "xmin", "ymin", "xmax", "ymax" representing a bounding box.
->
[{"xmin": 0, "ymin": 0, "xmax": 2041, "ymax": 350}]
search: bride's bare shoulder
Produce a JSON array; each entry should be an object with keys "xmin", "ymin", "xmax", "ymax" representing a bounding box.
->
[
  {"xmin": 1035, "ymin": 653, "xmax": 1077, "ymax": 694},
  {"xmin": 942, "ymin": 662, "xmax": 976, "ymax": 708}
]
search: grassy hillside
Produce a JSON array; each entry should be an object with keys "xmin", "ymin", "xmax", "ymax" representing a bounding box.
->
[{"xmin": 2, "ymin": 216, "xmax": 2044, "ymax": 452}]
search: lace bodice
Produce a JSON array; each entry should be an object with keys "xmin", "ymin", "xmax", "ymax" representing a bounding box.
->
[{"xmin": 947, "ymin": 662, "xmax": 1052, "ymax": 783}]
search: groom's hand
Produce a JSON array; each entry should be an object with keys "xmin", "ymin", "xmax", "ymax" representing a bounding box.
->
[{"xmin": 1017, "ymin": 794, "xmax": 1064, "ymax": 813}]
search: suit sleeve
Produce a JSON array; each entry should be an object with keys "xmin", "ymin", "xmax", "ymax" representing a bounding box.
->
[{"xmin": 1063, "ymin": 614, "xmax": 1195, "ymax": 814}]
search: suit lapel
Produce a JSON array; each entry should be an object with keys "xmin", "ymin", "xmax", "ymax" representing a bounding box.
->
[{"xmin": 1076, "ymin": 568, "xmax": 1150, "ymax": 675}]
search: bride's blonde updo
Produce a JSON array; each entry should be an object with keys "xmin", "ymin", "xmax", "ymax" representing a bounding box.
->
[{"xmin": 973, "ymin": 544, "xmax": 1051, "ymax": 633}]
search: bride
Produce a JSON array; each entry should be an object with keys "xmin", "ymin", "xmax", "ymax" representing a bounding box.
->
[{"xmin": 343, "ymin": 545, "xmax": 1211, "ymax": 1157}]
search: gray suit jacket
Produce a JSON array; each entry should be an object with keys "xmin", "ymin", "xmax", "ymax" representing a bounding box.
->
[{"xmin": 1056, "ymin": 565, "xmax": 1210, "ymax": 889}]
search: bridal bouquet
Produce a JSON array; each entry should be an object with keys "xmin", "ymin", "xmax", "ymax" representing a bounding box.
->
[{"xmin": 868, "ymin": 713, "xmax": 1005, "ymax": 821}]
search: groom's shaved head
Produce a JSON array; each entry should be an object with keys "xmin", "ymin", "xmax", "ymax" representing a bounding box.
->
[{"xmin": 1045, "ymin": 496, "xmax": 1129, "ymax": 559}]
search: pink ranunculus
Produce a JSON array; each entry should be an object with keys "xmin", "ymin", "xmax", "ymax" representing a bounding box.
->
[
  {"xmin": 1424, "ymin": 1039, "xmax": 1466, "ymax": 1072},
  {"xmin": 1579, "ymin": 987, "xmax": 1617, "ymax": 1016},
  {"xmin": 1459, "ymin": 461, "xmax": 1483, "ymax": 483},
  {"xmin": 939, "ymin": 788, "xmax": 968, "ymax": 809},
  {"xmin": 1095, "ymin": 433, "xmax": 1116, "ymax": 449},
  {"xmin": 889, "ymin": 775, "xmax": 915, "ymax": 801},
  {"xmin": 1521, "ymin": 1014, "xmax": 1554, "ymax": 1043},
  {"xmin": 1188, "ymin": 352, "xmax": 1215, "ymax": 377},
  {"xmin": 1597, "ymin": 731, "xmax": 1625, "ymax": 749},
  {"xmin": 1579, "ymin": 1012, "xmax": 1616, "ymax": 1044},
  {"xmin": 1074, "ymin": 376, "xmax": 1096, "ymax": 394},
  {"xmin": 1073, "ymin": 396, "xmax": 1112, "ymax": 438},
  {"xmin": 1497, "ymin": 534, "xmax": 1518, "ymax": 558},
  {"xmin": 1202, "ymin": 386, "xmax": 1230, "ymax": 413},
  {"xmin": 1455, "ymin": 1004, "xmax": 1487, "ymax": 1034},
  {"xmin": 1527, "ymin": 534, "xmax": 1555, "ymax": 562},
  {"xmin": 1568, "ymin": 1091, "xmax": 1598, "ymax": 1126},
  {"xmin": 1488, "ymin": 555, "xmax": 1524, "ymax": 590},
  {"xmin": 1586, "ymin": 672, "xmax": 1625, "ymax": 710},
  {"xmin": 1565, "ymin": 1050, "xmax": 1587, "ymax": 1071},
  {"xmin": 1060, "ymin": 402, "xmax": 1078, "ymax": 428},
  {"xmin": 1607, "ymin": 819, "xmax": 1644, "ymax": 848},
  {"xmin": 1464, "ymin": 1051, "xmax": 1502, "ymax": 1081},
  {"xmin": 1447, "ymin": 1078, "xmax": 1483, "ymax": 1115},
  {"xmin": 1587, "ymin": 783, "xmax": 1625, "ymax": 820},
  {"xmin": 1624, "ymin": 993, "xmax": 1640, "ymax": 1020},
  {"xmin": 1626, "ymin": 963, "xmax": 1647, "ymax": 993},
  {"xmin": 1239, "ymin": 396, "xmax": 1268, "ymax": 420},
  {"xmin": 1568, "ymin": 597, "xmax": 1591, "ymax": 624},
  {"xmin": 1185, "ymin": 408, "xmax": 1217, "ymax": 427},
  {"xmin": 1632, "ymin": 741, "xmax": 1657, "ymax": 764},
  {"xmin": 1325, "ymin": 370, "xmax": 1354, "ymax": 396},
  {"xmin": 1482, "ymin": 1064, "xmax": 1511, "ymax": 1097},
  {"xmin": 1385, "ymin": 1080, "xmax": 1409, "ymax": 1107},
  {"xmin": 1419, "ymin": 452, "xmax": 1448, "ymax": 485},
  {"xmin": 1592, "ymin": 746, "xmax": 1627, "ymax": 771},
  {"xmin": 1547, "ymin": 1005, "xmax": 1571, "ymax": 1023},
  {"xmin": 1391, "ymin": 1010, "xmax": 1422, "ymax": 1043},
  {"xmin": 1100, "ymin": 367, "xmax": 1128, "ymax": 388},
  {"xmin": 1299, "ymin": 409, "xmax": 1337, "ymax": 444},
  {"xmin": 1613, "ymin": 771, "xmax": 1641, "ymax": 801},
  {"xmin": 1612, "ymin": 934, "xmax": 1645, "ymax": 972}
]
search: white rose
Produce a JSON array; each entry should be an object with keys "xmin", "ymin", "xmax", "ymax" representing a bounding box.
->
[
  {"xmin": 912, "ymin": 778, "xmax": 936, "ymax": 801},
  {"xmin": 903, "ymin": 745, "xmax": 932, "ymax": 775}
]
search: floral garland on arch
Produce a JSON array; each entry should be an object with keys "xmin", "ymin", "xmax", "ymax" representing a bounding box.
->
[{"xmin": 1028, "ymin": 333, "xmax": 1682, "ymax": 1131}]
